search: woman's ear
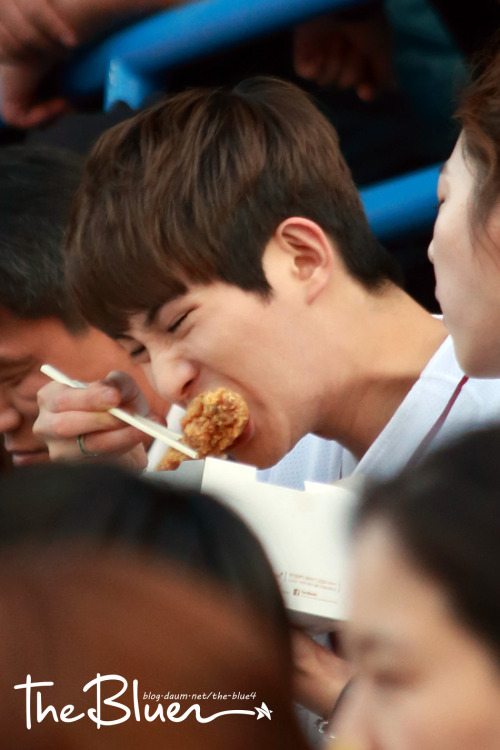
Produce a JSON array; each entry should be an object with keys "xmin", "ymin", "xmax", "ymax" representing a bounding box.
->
[{"xmin": 274, "ymin": 217, "xmax": 335, "ymax": 302}]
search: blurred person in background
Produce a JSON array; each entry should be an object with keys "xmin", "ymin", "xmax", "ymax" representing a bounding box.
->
[
  {"xmin": 0, "ymin": 0, "xmax": 469, "ymax": 132},
  {"xmin": 332, "ymin": 425, "xmax": 500, "ymax": 750},
  {"xmin": 0, "ymin": 0, "xmax": 194, "ymax": 129},
  {"xmin": 428, "ymin": 40, "xmax": 500, "ymax": 378},
  {"xmin": 0, "ymin": 146, "xmax": 169, "ymax": 469}
]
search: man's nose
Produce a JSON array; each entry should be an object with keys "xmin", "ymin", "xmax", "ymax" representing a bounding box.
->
[{"xmin": 149, "ymin": 357, "xmax": 198, "ymax": 406}]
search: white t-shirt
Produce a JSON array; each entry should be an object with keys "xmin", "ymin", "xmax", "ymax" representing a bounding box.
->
[
  {"xmin": 258, "ymin": 336, "xmax": 500, "ymax": 489},
  {"xmin": 259, "ymin": 335, "xmax": 500, "ymax": 744}
]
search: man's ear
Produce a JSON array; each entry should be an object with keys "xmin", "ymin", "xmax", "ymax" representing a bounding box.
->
[{"xmin": 273, "ymin": 217, "xmax": 336, "ymax": 302}]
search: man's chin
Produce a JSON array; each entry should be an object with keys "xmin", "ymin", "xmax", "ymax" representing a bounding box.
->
[
  {"xmin": 10, "ymin": 449, "xmax": 51, "ymax": 467},
  {"xmin": 229, "ymin": 436, "xmax": 284, "ymax": 470}
]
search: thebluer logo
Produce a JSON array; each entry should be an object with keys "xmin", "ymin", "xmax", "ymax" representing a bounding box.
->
[{"xmin": 14, "ymin": 675, "xmax": 273, "ymax": 729}]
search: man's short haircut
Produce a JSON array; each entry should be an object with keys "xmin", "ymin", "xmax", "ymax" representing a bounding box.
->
[
  {"xmin": 0, "ymin": 146, "xmax": 86, "ymax": 332},
  {"xmin": 65, "ymin": 77, "xmax": 402, "ymax": 337}
]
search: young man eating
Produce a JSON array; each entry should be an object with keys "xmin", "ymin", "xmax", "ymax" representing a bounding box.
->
[{"xmin": 33, "ymin": 78, "xmax": 500, "ymax": 736}]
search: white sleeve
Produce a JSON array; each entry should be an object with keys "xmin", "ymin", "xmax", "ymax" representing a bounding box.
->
[{"xmin": 145, "ymin": 404, "xmax": 186, "ymax": 472}]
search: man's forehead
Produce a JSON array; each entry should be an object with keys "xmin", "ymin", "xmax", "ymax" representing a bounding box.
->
[
  {"xmin": 0, "ymin": 310, "xmax": 36, "ymax": 363},
  {"xmin": 120, "ymin": 310, "xmax": 151, "ymax": 339},
  {"xmin": 0, "ymin": 307, "xmax": 64, "ymax": 362}
]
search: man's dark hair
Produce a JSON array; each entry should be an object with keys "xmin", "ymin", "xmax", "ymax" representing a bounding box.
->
[
  {"xmin": 0, "ymin": 146, "xmax": 86, "ymax": 332},
  {"xmin": 65, "ymin": 77, "xmax": 402, "ymax": 338},
  {"xmin": 355, "ymin": 425, "xmax": 500, "ymax": 666}
]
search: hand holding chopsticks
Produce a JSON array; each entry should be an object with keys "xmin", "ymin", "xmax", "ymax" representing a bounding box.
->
[{"xmin": 39, "ymin": 364, "xmax": 197, "ymax": 459}]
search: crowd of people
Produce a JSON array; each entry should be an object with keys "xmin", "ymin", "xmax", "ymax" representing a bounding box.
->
[{"xmin": 3, "ymin": 2, "xmax": 500, "ymax": 749}]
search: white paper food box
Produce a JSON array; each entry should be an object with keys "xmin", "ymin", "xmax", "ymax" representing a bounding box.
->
[{"xmin": 156, "ymin": 458, "xmax": 359, "ymax": 633}]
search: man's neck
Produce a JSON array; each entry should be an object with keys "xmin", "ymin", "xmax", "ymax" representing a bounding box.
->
[{"xmin": 313, "ymin": 285, "xmax": 447, "ymax": 459}]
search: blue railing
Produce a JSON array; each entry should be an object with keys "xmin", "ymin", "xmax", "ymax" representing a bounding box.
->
[
  {"xmin": 66, "ymin": 0, "xmax": 366, "ymax": 109},
  {"xmin": 62, "ymin": 0, "xmax": 439, "ymax": 241},
  {"xmin": 361, "ymin": 164, "xmax": 440, "ymax": 242}
]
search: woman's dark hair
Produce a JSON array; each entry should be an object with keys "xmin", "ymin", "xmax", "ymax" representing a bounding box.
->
[
  {"xmin": 456, "ymin": 37, "xmax": 500, "ymax": 235},
  {"xmin": 0, "ymin": 462, "xmax": 288, "ymax": 637},
  {"xmin": 354, "ymin": 425, "xmax": 500, "ymax": 662}
]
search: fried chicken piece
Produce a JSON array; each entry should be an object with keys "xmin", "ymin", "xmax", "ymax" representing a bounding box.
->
[
  {"xmin": 156, "ymin": 446, "xmax": 189, "ymax": 472},
  {"xmin": 156, "ymin": 388, "xmax": 249, "ymax": 471}
]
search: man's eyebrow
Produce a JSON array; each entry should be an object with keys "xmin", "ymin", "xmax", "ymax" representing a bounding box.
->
[
  {"xmin": 113, "ymin": 334, "xmax": 134, "ymax": 343},
  {"xmin": 145, "ymin": 293, "xmax": 186, "ymax": 327},
  {"xmin": 145, "ymin": 303, "xmax": 163, "ymax": 327}
]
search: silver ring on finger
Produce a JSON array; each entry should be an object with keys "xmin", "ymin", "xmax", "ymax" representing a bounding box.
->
[{"xmin": 77, "ymin": 434, "xmax": 99, "ymax": 458}]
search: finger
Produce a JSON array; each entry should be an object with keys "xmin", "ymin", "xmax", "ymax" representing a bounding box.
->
[
  {"xmin": 37, "ymin": 380, "xmax": 121, "ymax": 414},
  {"xmin": 1, "ymin": 95, "xmax": 69, "ymax": 129},
  {"xmin": 37, "ymin": 0, "xmax": 78, "ymax": 47},
  {"xmin": 294, "ymin": 20, "xmax": 334, "ymax": 81},
  {"xmin": 102, "ymin": 371, "xmax": 148, "ymax": 414},
  {"xmin": 356, "ymin": 82, "xmax": 376, "ymax": 101},
  {"xmin": 47, "ymin": 425, "xmax": 145, "ymax": 463},
  {"xmin": 81, "ymin": 425, "xmax": 146, "ymax": 457},
  {"xmin": 0, "ymin": 21, "xmax": 35, "ymax": 63},
  {"xmin": 355, "ymin": 61, "xmax": 392, "ymax": 102},
  {"xmin": 293, "ymin": 31, "xmax": 322, "ymax": 80},
  {"xmin": 294, "ymin": 53, "xmax": 322, "ymax": 80},
  {"xmin": 44, "ymin": 0, "xmax": 80, "ymax": 48},
  {"xmin": 34, "ymin": 407, "xmax": 126, "ymax": 441},
  {"xmin": 14, "ymin": 0, "xmax": 77, "ymax": 50},
  {"xmin": 0, "ymin": 3, "xmax": 67, "ymax": 63},
  {"xmin": 0, "ymin": 23, "xmax": 61, "ymax": 62},
  {"xmin": 332, "ymin": 43, "xmax": 363, "ymax": 90},
  {"xmin": 316, "ymin": 34, "xmax": 345, "ymax": 87}
]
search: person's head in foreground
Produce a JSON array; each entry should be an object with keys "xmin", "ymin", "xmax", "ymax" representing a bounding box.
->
[
  {"xmin": 64, "ymin": 76, "xmax": 415, "ymax": 470},
  {"xmin": 0, "ymin": 460, "xmax": 288, "ymax": 633},
  {"xmin": 0, "ymin": 146, "xmax": 168, "ymax": 468},
  {"xmin": 428, "ymin": 42, "xmax": 500, "ymax": 377},
  {"xmin": 338, "ymin": 425, "xmax": 500, "ymax": 750},
  {"xmin": 0, "ymin": 545, "xmax": 308, "ymax": 750}
]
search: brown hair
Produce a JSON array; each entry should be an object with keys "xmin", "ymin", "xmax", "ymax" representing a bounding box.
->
[
  {"xmin": 65, "ymin": 77, "xmax": 401, "ymax": 337},
  {"xmin": 457, "ymin": 41, "xmax": 500, "ymax": 234},
  {"xmin": 0, "ymin": 545, "xmax": 307, "ymax": 749}
]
